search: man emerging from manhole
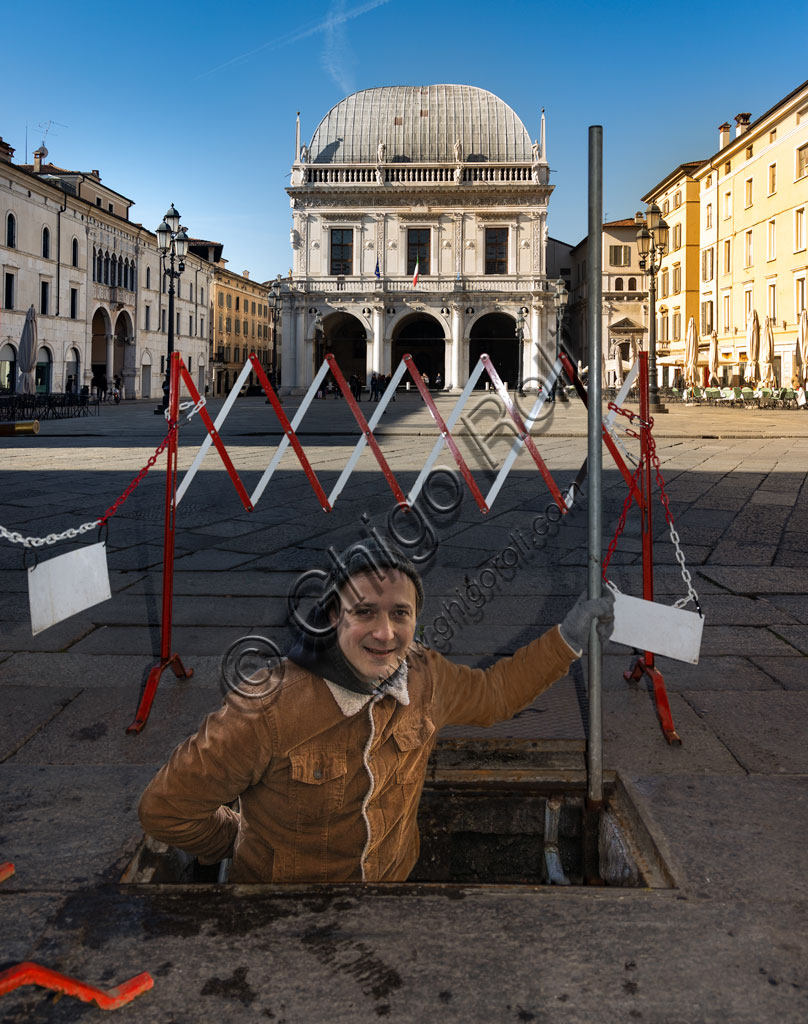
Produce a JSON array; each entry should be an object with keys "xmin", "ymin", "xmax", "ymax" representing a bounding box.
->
[{"xmin": 139, "ymin": 541, "xmax": 614, "ymax": 883}]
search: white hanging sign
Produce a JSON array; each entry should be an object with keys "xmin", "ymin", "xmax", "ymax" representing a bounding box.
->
[
  {"xmin": 609, "ymin": 589, "xmax": 704, "ymax": 665},
  {"xmin": 28, "ymin": 542, "xmax": 111, "ymax": 635}
]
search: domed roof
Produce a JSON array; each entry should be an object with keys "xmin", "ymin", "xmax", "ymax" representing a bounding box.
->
[{"xmin": 308, "ymin": 85, "xmax": 533, "ymax": 165}]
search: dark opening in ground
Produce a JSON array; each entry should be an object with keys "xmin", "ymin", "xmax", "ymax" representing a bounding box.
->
[{"xmin": 122, "ymin": 771, "xmax": 676, "ymax": 890}]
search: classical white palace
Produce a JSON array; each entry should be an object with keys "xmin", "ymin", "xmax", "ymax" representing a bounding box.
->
[{"xmin": 281, "ymin": 85, "xmax": 570, "ymax": 392}]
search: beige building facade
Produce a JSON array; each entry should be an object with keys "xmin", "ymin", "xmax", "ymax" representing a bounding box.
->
[
  {"xmin": 568, "ymin": 219, "xmax": 648, "ymax": 385},
  {"xmin": 641, "ymin": 163, "xmax": 703, "ymax": 384},
  {"xmin": 0, "ymin": 135, "xmax": 212, "ymax": 399}
]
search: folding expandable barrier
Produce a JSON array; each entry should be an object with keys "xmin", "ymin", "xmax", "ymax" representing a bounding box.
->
[{"xmin": 127, "ymin": 347, "xmax": 684, "ymax": 742}]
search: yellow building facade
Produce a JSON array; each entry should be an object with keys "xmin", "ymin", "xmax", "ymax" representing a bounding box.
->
[
  {"xmin": 210, "ymin": 261, "xmax": 272, "ymax": 396},
  {"xmin": 642, "ymin": 163, "xmax": 703, "ymax": 384},
  {"xmin": 695, "ymin": 80, "xmax": 808, "ymax": 386}
]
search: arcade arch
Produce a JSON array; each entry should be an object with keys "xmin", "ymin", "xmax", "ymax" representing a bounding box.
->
[
  {"xmin": 318, "ymin": 311, "xmax": 368, "ymax": 381},
  {"xmin": 469, "ymin": 312, "xmax": 519, "ymax": 388},
  {"xmin": 392, "ymin": 313, "xmax": 445, "ymax": 384}
]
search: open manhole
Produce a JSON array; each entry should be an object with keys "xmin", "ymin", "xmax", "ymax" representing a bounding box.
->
[{"xmin": 122, "ymin": 762, "xmax": 677, "ymax": 891}]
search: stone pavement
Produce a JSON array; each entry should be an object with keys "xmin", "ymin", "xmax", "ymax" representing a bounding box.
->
[{"xmin": 1, "ymin": 392, "xmax": 807, "ymax": 1022}]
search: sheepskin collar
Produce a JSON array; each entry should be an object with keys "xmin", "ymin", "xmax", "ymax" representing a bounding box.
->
[{"xmin": 325, "ymin": 660, "xmax": 410, "ymax": 718}]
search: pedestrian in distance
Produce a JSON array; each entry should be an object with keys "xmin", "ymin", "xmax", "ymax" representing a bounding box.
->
[
  {"xmin": 100, "ymin": 375, "xmax": 108, "ymax": 402},
  {"xmin": 139, "ymin": 540, "xmax": 614, "ymax": 884}
]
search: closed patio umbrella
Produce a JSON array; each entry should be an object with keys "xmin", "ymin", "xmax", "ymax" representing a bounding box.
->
[
  {"xmin": 684, "ymin": 317, "xmax": 698, "ymax": 385},
  {"xmin": 708, "ymin": 330, "xmax": 719, "ymax": 385},
  {"xmin": 17, "ymin": 305, "xmax": 37, "ymax": 395},
  {"xmin": 797, "ymin": 308, "xmax": 808, "ymax": 386},
  {"xmin": 760, "ymin": 316, "xmax": 776, "ymax": 386},
  {"xmin": 745, "ymin": 310, "xmax": 760, "ymax": 383}
]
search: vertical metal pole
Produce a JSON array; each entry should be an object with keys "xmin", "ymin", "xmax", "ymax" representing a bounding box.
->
[{"xmin": 586, "ymin": 126, "xmax": 604, "ymax": 809}]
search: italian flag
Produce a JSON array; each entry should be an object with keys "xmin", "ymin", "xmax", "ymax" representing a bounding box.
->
[{"xmin": 412, "ymin": 258, "xmax": 419, "ymax": 288}]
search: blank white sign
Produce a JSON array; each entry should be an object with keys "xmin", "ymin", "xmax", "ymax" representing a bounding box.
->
[
  {"xmin": 28, "ymin": 542, "xmax": 111, "ymax": 636},
  {"xmin": 610, "ymin": 590, "xmax": 704, "ymax": 664}
]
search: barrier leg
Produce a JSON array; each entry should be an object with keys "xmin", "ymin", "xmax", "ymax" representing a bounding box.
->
[
  {"xmin": 0, "ymin": 962, "xmax": 153, "ymax": 1010},
  {"xmin": 127, "ymin": 353, "xmax": 193, "ymax": 734},
  {"xmin": 623, "ymin": 352, "xmax": 681, "ymax": 746}
]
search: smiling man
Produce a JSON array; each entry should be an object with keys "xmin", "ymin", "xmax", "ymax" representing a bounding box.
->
[{"xmin": 139, "ymin": 541, "xmax": 613, "ymax": 884}]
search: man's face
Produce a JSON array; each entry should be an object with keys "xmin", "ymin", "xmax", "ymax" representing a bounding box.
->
[{"xmin": 332, "ymin": 569, "xmax": 418, "ymax": 685}]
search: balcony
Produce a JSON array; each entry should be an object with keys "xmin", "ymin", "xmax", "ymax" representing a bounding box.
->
[
  {"xmin": 93, "ymin": 283, "xmax": 134, "ymax": 308},
  {"xmin": 293, "ymin": 275, "xmax": 553, "ymax": 296},
  {"xmin": 298, "ymin": 162, "xmax": 545, "ymax": 188}
]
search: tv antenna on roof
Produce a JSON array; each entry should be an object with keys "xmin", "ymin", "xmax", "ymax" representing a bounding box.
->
[{"xmin": 36, "ymin": 120, "xmax": 69, "ymax": 148}]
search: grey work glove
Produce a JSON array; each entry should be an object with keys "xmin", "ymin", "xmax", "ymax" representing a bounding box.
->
[{"xmin": 558, "ymin": 590, "xmax": 615, "ymax": 656}]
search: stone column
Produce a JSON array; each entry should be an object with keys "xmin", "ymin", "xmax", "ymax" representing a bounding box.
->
[
  {"xmin": 451, "ymin": 305, "xmax": 463, "ymax": 389},
  {"xmin": 105, "ymin": 333, "xmax": 114, "ymax": 386},
  {"xmin": 295, "ymin": 307, "xmax": 307, "ymax": 389},
  {"xmin": 371, "ymin": 307, "xmax": 383, "ymax": 381},
  {"xmin": 280, "ymin": 300, "xmax": 296, "ymax": 392}
]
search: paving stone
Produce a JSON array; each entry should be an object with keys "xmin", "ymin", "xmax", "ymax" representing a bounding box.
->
[
  {"xmin": 172, "ymin": 549, "xmax": 260, "ymax": 571},
  {"xmin": 706, "ymin": 542, "xmax": 777, "ymax": 566},
  {"xmin": 699, "ymin": 566, "xmax": 808, "ymax": 593},
  {"xmin": 602, "ymin": 654, "xmax": 779, "ymax": 692},
  {"xmin": 680, "ymin": 691, "xmax": 808, "ymax": 773},
  {"xmin": 631, "ymin": 775, "xmax": 808, "ymax": 900},
  {"xmin": 0, "ymin": 765, "xmax": 157, "ymax": 890},
  {"xmin": 601, "ymin": 689, "xmax": 743, "ymax": 775},
  {"xmin": 7, "ymin": 682, "xmax": 224, "ymax": 767},
  {"xmin": 749, "ymin": 655, "xmax": 808, "ymax": 689},
  {"xmin": 766, "ymin": 624, "xmax": 808, "ymax": 655},
  {"xmin": 0, "ymin": 653, "xmax": 223, "ymax": 690},
  {"xmin": 0, "ymin": 617, "xmax": 99, "ymax": 653},
  {"xmin": 762, "ymin": 595, "xmax": 808, "ymax": 624},
  {"xmin": 0, "ymin": 686, "xmax": 82, "ymax": 761},
  {"xmin": 699, "ymin": 625, "xmax": 800, "ymax": 657}
]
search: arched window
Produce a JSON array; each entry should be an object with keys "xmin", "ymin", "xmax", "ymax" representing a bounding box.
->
[
  {"xmin": 146, "ymin": 266, "xmax": 151, "ymax": 290},
  {"xmin": 104, "ymin": 252, "xmax": 110, "ymax": 285},
  {"xmin": 42, "ymin": 226, "xmax": 51, "ymax": 259},
  {"xmin": 72, "ymin": 238, "xmax": 79, "ymax": 267},
  {"xmin": 628, "ymin": 277, "xmax": 637, "ymax": 291},
  {"xmin": 6, "ymin": 213, "xmax": 16, "ymax": 249},
  {"xmin": 131, "ymin": 260, "xmax": 137, "ymax": 291},
  {"xmin": 615, "ymin": 277, "xmax": 623, "ymax": 291}
]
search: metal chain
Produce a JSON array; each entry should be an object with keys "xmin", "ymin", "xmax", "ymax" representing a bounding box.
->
[
  {"xmin": 1, "ymin": 422, "xmax": 177, "ymax": 548},
  {"xmin": 0, "ymin": 520, "xmax": 100, "ymax": 549},
  {"xmin": 646, "ymin": 429, "xmax": 702, "ymax": 613},
  {"xmin": 96, "ymin": 422, "xmax": 177, "ymax": 526},
  {"xmin": 601, "ymin": 402, "xmax": 701, "ymax": 613}
]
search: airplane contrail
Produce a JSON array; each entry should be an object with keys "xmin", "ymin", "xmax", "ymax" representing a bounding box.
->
[{"xmin": 195, "ymin": 0, "xmax": 392, "ymax": 80}]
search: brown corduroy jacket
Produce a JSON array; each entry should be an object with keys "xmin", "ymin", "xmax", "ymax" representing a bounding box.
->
[{"xmin": 138, "ymin": 626, "xmax": 576, "ymax": 884}]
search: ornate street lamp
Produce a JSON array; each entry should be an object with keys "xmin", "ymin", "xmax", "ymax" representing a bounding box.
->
[
  {"xmin": 553, "ymin": 280, "xmax": 568, "ymax": 401},
  {"xmin": 155, "ymin": 204, "xmax": 189, "ymax": 410},
  {"xmin": 267, "ymin": 276, "xmax": 282, "ymax": 377},
  {"xmin": 636, "ymin": 203, "xmax": 669, "ymax": 412},
  {"xmin": 515, "ymin": 306, "xmax": 528, "ymax": 393}
]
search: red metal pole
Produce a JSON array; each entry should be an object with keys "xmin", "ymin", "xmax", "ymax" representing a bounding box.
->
[
  {"xmin": 127, "ymin": 352, "xmax": 193, "ymax": 734},
  {"xmin": 624, "ymin": 351, "xmax": 681, "ymax": 745}
]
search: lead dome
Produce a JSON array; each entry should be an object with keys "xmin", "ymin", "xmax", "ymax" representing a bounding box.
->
[{"xmin": 308, "ymin": 85, "xmax": 534, "ymax": 165}]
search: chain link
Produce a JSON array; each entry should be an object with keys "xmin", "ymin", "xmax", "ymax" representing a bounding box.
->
[{"xmin": 1, "ymin": 422, "xmax": 177, "ymax": 548}]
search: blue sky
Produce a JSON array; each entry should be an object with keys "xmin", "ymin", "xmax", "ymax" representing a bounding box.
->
[{"xmin": 3, "ymin": 0, "xmax": 806, "ymax": 281}]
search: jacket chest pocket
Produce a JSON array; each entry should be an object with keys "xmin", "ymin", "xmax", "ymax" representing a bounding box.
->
[
  {"xmin": 392, "ymin": 718, "xmax": 435, "ymax": 785},
  {"xmin": 288, "ymin": 748, "xmax": 347, "ymax": 823}
]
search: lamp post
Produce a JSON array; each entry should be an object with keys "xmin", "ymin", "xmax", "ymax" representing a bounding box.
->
[
  {"xmin": 515, "ymin": 306, "xmax": 528, "ymax": 393},
  {"xmin": 156, "ymin": 204, "xmax": 188, "ymax": 410},
  {"xmin": 553, "ymin": 280, "xmax": 568, "ymax": 401},
  {"xmin": 267, "ymin": 276, "xmax": 282, "ymax": 381},
  {"xmin": 636, "ymin": 203, "xmax": 669, "ymax": 413}
]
